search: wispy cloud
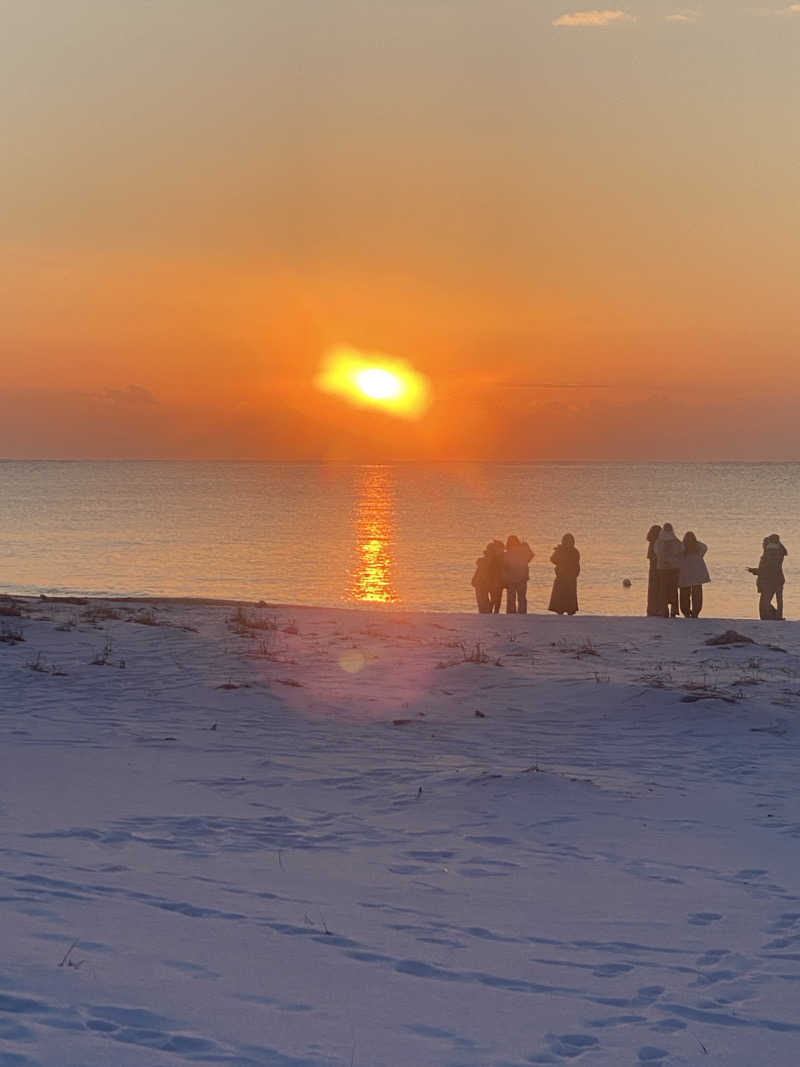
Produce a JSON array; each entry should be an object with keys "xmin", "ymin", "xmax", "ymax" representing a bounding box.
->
[
  {"xmin": 553, "ymin": 9, "xmax": 636, "ymax": 28},
  {"xmin": 103, "ymin": 385, "xmax": 157, "ymax": 408},
  {"xmin": 665, "ymin": 9, "xmax": 702, "ymax": 22},
  {"xmin": 749, "ymin": 3, "xmax": 800, "ymax": 14}
]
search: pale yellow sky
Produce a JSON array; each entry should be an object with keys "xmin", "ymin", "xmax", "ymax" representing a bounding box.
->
[{"xmin": 2, "ymin": 1, "xmax": 799, "ymax": 458}]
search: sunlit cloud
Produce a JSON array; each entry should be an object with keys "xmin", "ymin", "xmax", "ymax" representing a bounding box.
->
[
  {"xmin": 749, "ymin": 3, "xmax": 800, "ymax": 13},
  {"xmin": 553, "ymin": 9, "xmax": 636, "ymax": 27},
  {"xmin": 665, "ymin": 9, "xmax": 701, "ymax": 22},
  {"xmin": 314, "ymin": 345, "xmax": 432, "ymax": 420},
  {"xmin": 102, "ymin": 385, "xmax": 158, "ymax": 408}
]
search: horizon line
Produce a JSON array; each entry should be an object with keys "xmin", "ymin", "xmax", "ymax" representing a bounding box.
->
[{"xmin": 3, "ymin": 457, "xmax": 800, "ymax": 466}]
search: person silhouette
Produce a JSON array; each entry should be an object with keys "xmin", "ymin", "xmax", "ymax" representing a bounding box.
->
[
  {"xmin": 485, "ymin": 539, "xmax": 505, "ymax": 614},
  {"xmin": 503, "ymin": 535, "xmax": 534, "ymax": 614},
  {"xmin": 645, "ymin": 525, "xmax": 662, "ymax": 616},
  {"xmin": 548, "ymin": 533, "xmax": 580, "ymax": 615},
  {"xmin": 678, "ymin": 531, "xmax": 709, "ymax": 618},
  {"xmin": 654, "ymin": 522, "xmax": 682, "ymax": 618},
  {"xmin": 471, "ymin": 542, "xmax": 496, "ymax": 613},
  {"xmin": 748, "ymin": 534, "xmax": 788, "ymax": 620}
]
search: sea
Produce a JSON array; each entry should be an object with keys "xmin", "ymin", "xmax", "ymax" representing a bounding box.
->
[{"xmin": 0, "ymin": 461, "xmax": 796, "ymax": 619}]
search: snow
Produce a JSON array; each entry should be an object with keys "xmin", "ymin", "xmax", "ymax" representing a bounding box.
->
[{"xmin": 2, "ymin": 596, "xmax": 800, "ymax": 1066}]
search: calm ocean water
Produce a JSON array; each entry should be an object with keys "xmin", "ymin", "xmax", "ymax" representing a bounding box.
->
[{"xmin": 0, "ymin": 461, "xmax": 796, "ymax": 618}]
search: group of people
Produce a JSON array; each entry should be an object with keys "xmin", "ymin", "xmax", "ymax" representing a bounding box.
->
[
  {"xmin": 645, "ymin": 523, "xmax": 710, "ymax": 618},
  {"xmin": 646, "ymin": 523, "xmax": 788, "ymax": 620},
  {"xmin": 472, "ymin": 525, "xmax": 790, "ymax": 620},
  {"xmin": 471, "ymin": 534, "xmax": 581, "ymax": 615}
]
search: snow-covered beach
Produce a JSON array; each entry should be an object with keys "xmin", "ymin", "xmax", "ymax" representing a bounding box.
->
[{"xmin": 2, "ymin": 596, "xmax": 800, "ymax": 1066}]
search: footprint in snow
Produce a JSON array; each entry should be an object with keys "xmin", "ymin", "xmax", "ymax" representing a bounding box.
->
[
  {"xmin": 592, "ymin": 962, "xmax": 634, "ymax": 978},
  {"xmin": 591, "ymin": 985, "xmax": 664, "ymax": 1010},
  {"xmin": 695, "ymin": 948, "xmax": 729, "ymax": 966},
  {"xmin": 0, "ymin": 1018, "xmax": 35, "ymax": 1041},
  {"xmin": 584, "ymin": 1014, "xmax": 647, "ymax": 1029},
  {"xmin": 534, "ymin": 1032, "xmax": 600, "ymax": 1060},
  {"xmin": 649, "ymin": 1018, "xmax": 687, "ymax": 1033}
]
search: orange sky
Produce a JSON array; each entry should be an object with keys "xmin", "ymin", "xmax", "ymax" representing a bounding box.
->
[{"xmin": 2, "ymin": 1, "xmax": 800, "ymax": 459}]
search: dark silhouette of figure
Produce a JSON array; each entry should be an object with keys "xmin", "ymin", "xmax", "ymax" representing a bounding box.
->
[
  {"xmin": 678, "ymin": 531, "xmax": 709, "ymax": 618},
  {"xmin": 646, "ymin": 524, "xmax": 662, "ymax": 616},
  {"xmin": 503, "ymin": 535, "xmax": 534, "ymax": 614},
  {"xmin": 548, "ymin": 533, "xmax": 580, "ymax": 615},
  {"xmin": 654, "ymin": 522, "xmax": 682, "ymax": 617},
  {"xmin": 471, "ymin": 540, "xmax": 506, "ymax": 614},
  {"xmin": 748, "ymin": 534, "xmax": 788, "ymax": 620},
  {"xmin": 486, "ymin": 540, "xmax": 505, "ymax": 613},
  {"xmin": 471, "ymin": 549, "xmax": 492, "ymax": 614}
]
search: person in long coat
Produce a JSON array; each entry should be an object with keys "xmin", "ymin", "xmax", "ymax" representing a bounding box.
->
[
  {"xmin": 678, "ymin": 531, "xmax": 710, "ymax": 618},
  {"xmin": 748, "ymin": 534, "xmax": 788, "ymax": 620},
  {"xmin": 646, "ymin": 525, "xmax": 662, "ymax": 616},
  {"xmin": 654, "ymin": 522, "xmax": 683, "ymax": 618},
  {"xmin": 548, "ymin": 533, "xmax": 580, "ymax": 615}
]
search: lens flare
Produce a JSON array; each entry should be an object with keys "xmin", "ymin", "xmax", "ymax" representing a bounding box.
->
[
  {"xmin": 339, "ymin": 649, "xmax": 366, "ymax": 674},
  {"xmin": 315, "ymin": 345, "xmax": 432, "ymax": 419}
]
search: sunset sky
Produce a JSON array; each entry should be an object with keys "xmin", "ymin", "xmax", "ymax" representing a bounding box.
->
[{"xmin": 2, "ymin": 0, "xmax": 799, "ymax": 460}]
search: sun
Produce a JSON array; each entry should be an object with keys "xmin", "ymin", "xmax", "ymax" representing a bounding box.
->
[
  {"xmin": 314, "ymin": 345, "xmax": 432, "ymax": 419},
  {"xmin": 355, "ymin": 367, "xmax": 402, "ymax": 401}
]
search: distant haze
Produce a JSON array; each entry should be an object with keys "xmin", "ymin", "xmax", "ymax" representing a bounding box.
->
[{"xmin": 2, "ymin": 1, "xmax": 799, "ymax": 460}]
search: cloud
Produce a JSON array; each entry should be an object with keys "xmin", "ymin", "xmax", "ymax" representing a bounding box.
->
[
  {"xmin": 102, "ymin": 385, "xmax": 158, "ymax": 408},
  {"xmin": 749, "ymin": 3, "xmax": 800, "ymax": 13},
  {"xmin": 665, "ymin": 9, "xmax": 701, "ymax": 22},
  {"xmin": 553, "ymin": 9, "xmax": 636, "ymax": 27}
]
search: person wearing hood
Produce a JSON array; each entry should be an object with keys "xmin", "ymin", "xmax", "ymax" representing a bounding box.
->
[
  {"xmin": 748, "ymin": 534, "xmax": 788, "ymax": 620},
  {"xmin": 503, "ymin": 535, "xmax": 534, "ymax": 614},
  {"xmin": 548, "ymin": 533, "xmax": 580, "ymax": 615},
  {"xmin": 678, "ymin": 531, "xmax": 710, "ymax": 618},
  {"xmin": 646, "ymin": 524, "xmax": 662, "ymax": 616},
  {"xmin": 654, "ymin": 522, "xmax": 682, "ymax": 617},
  {"xmin": 471, "ymin": 539, "xmax": 505, "ymax": 614}
]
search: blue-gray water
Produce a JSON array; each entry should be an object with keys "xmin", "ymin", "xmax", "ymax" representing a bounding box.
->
[{"xmin": 0, "ymin": 461, "xmax": 795, "ymax": 618}]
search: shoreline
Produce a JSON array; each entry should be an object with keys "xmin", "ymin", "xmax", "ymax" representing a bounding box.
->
[{"xmin": 0, "ymin": 588, "xmax": 780, "ymax": 624}]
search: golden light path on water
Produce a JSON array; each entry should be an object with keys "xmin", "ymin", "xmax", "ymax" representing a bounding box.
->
[
  {"xmin": 337, "ymin": 466, "xmax": 400, "ymax": 676},
  {"xmin": 349, "ymin": 466, "xmax": 398, "ymax": 607},
  {"xmin": 314, "ymin": 344, "xmax": 431, "ymax": 418}
]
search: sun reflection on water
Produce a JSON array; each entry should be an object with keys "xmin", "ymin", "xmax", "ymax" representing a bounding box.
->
[{"xmin": 349, "ymin": 467, "xmax": 398, "ymax": 604}]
